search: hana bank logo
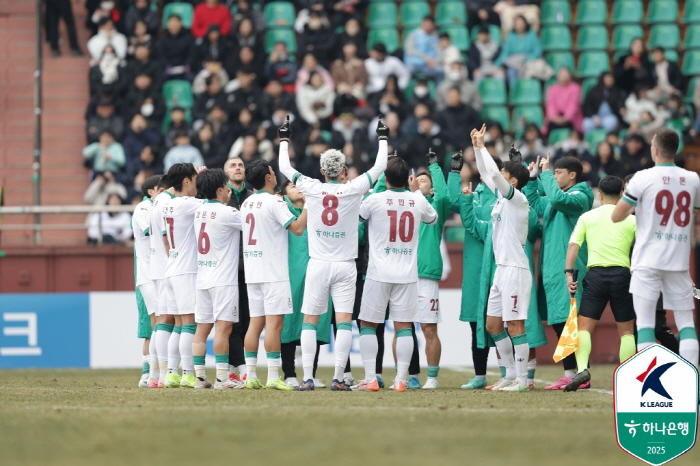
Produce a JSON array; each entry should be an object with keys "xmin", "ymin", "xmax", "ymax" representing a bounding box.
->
[{"xmin": 637, "ymin": 356, "xmax": 676, "ymax": 407}]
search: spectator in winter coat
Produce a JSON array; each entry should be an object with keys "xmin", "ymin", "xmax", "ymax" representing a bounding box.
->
[
  {"xmin": 438, "ymin": 32, "xmax": 462, "ymax": 77},
  {"xmin": 84, "ymin": 170, "xmax": 128, "ymax": 206},
  {"xmin": 163, "ymin": 131, "xmax": 205, "ymax": 171},
  {"xmin": 227, "ymin": 68, "xmax": 264, "ymax": 118},
  {"xmin": 89, "ymin": 45, "xmax": 125, "ymax": 96},
  {"xmin": 404, "ymin": 16, "xmax": 443, "ymax": 81},
  {"xmin": 648, "ymin": 47, "xmax": 685, "ymax": 103},
  {"xmin": 467, "ymin": 25, "xmax": 503, "ymax": 81},
  {"xmin": 260, "ymin": 79, "xmax": 298, "ymax": 121},
  {"xmin": 466, "ymin": 0, "xmax": 501, "ymax": 31},
  {"xmin": 406, "ymin": 78, "xmax": 437, "ymax": 114},
  {"xmin": 406, "ymin": 115, "xmax": 444, "ymax": 169},
  {"xmin": 368, "ymin": 74, "xmax": 407, "ymax": 121},
  {"xmin": 87, "ymin": 100, "xmax": 125, "ymax": 143},
  {"xmin": 124, "ymin": 43, "xmax": 162, "ymax": 92},
  {"xmin": 192, "ymin": 122, "xmax": 227, "ymax": 168},
  {"xmin": 194, "ymin": 25, "xmax": 232, "ymax": 73},
  {"xmin": 122, "ymin": 114, "xmax": 160, "ymax": 173},
  {"xmin": 192, "ymin": 0, "xmax": 231, "ymax": 38},
  {"xmin": 124, "ymin": 0, "xmax": 159, "ymax": 36},
  {"xmin": 265, "ymin": 42, "xmax": 299, "ymax": 90},
  {"xmin": 330, "ymin": 111, "xmax": 369, "ymax": 162},
  {"xmin": 126, "ymin": 20, "xmax": 151, "ymax": 58},
  {"xmin": 436, "ymin": 87, "xmax": 481, "ymax": 151},
  {"xmin": 156, "ymin": 15, "xmax": 195, "ymax": 79},
  {"xmin": 622, "ymin": 88, "xmax": 658, "ymax": 126},
  {"xmin": 587, "ymin": 141, "xmax": 622, "ymax": 186},
  {"xmin": 192, "ymin": 57, "xmax": 230, "ymax": 95},
  {"xmin": 614, "ymin": 38, "xmax": 655, "ymax": 96},
  {"xmin": 436, "ymin": 61, "xmax": 482, "ymax": 111},
  {"xmin": 619, "ymin": 133, "xmax": 653, "ymax": 176},
  {"xmin": 331, "ymin": 41, "xmax": 368, "ymax": 99},
  {"xmin": 364, "ymin": 43, "xmax": 410, "ymax": 93},
  {"xmin": 515, "ymin": 123, "xmax": 550, "ymax": 164},
  {"xmin": 193, "ymin": 74, "xmax": 229, "ymax": 122},
  {"xmin": 126, "ymin": 144, "xmax": 163, "ymax": 186},
  {"xmin": 544, "ymin": 67, "xmax": 583, "ymax": 134},
  {"xmin": 582, "ymin": 72, "xmax": 626, "ymax": 134},
  {"xmin": 298, "ymin": 10, "xmax": 336, "ymax": 68},
  {"xmin": 86, "ymin": 194, "xmax": 133, "ymax": 244},
  {"xmin": 295, "ymin": 53, "xmax": 335, "ymax": 95},
  {"xmin": 163, "ymin": 107, "xmax": 193, "ymax": 150},
  {"xmin": 87, "ymin": 17, "xmax": 128, "ymax": 63},
  {"xmin": 336, "ymin": 17, "xmax": 368, "ymax": 59},
  {"xmin": 230, "ymin": 17, "xmax": 265, "ymax": 65},
  {"xmin": 494, "ymin": 15, "xmax": 541, "ymax": 86},
  {"xmin": 297, "ymin": 72, "xmax": 336, "ymax": 125},
  {"xmin": 83, "ymin": 130, "xmax": 126, "ymax": 173},
  {"xmin": 229, "ymin": 46, "xmax": 265, "ymax": 81},
  {"xmin": 231, "ymin": 0, "xmax": 266, "ymax": 34},
  {"xmin": 124, "ymin": 73, "xmax": 166, "ymax": 125}
]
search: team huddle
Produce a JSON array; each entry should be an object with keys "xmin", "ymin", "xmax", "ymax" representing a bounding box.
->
[{"xmin": 132, "ymin": 116, "xmax": 700, "ymax": 392}]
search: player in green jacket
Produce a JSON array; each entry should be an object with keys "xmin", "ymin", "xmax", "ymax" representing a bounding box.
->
[{"xmin": 523, "ymin": 153, "xmax": 594, "ymax": 389}]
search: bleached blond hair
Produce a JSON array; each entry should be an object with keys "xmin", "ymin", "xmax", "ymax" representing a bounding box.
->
[{"xmin": 320, "ymin": 149, "xmax": 346, "ymax": 179}]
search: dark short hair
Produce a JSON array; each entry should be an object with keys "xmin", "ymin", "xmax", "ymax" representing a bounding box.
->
[
  {"xmin": 245, "ymin": 159, "xmax": 272, "ymax": 190},
  {"xmin": 624, "ymin": 174, "xmax": 634, "ymax": 184},
  {"xmin": 439, "ymin": 32, "xmax": 450, "ymax": 40},
  {"xmin": 167, "ymin": 163, "xmax": 197, "ymax": 191},
  {"xmin": 385, "ymin": 156, "xmax": 409, "ymax": 188},
  {"xmin": 196, "ymin": 168, "xmax": 229, "ymax": 200},
  {"xmin": 599, "ymin": 175, "xmax": 624, "ymax": 197},
  {"xmin": 653, "ymin": 128, "xmax": 679, "ymax": 158},
  {"xmin": 553, "ymin": 156, "xmax": 583, "ymax": 183},
  {"xmin": 146, "ymin": 144, "xmax": 160, "ymax": 161},
  {"xmin": 627, "ymin": 133, "xmax": 646, "ymax": 145},
  {"xmin": 175, "ymin": 129, "xmax": 190, "ymax": 139},
  {"xmin": 423, "ymin": 15, "xmax": 435, "ymax": 23},
  {"xmin": 281, "ymin": 180, "xmax": 293, "ymax": 196},
  {"xmin": 416, "ymin": 170, "xmax": 432, "ymax": 187},
  {"xmin": 100, "ymin": 129, "xmax": 115, "ymax": 139},
  {"xmin": 492, "ymin": 154, "xmax": 505, "ymax": 171},
  {"xmin": 503, "ymin": 161, "xmax": 530, "ymax": 190},
  {"xmin": 141, "ymin": 175, "xmax": 161, "ymax": 198},
  {"xmin": 157, "ymin": 172, "xmax": 172, "ymax": 190}
]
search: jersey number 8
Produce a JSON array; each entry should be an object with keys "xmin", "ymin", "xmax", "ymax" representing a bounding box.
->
[
  {"xmin": 322, "ymin": 194, "xmax": 339, "ymax": 226},
  {"xmin": 655, "ymin": 190, "xmax": 691, "ymax": 227}
]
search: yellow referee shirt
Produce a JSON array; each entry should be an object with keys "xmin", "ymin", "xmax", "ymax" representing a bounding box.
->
[{"xmin": 569, "ymin": 204, "xmax": 636, "ymax": 268}]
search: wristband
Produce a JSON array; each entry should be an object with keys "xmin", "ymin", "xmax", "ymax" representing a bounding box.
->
[{"xmin": 564, "ymin": 269, "xmax": 575, "ymax": 274}]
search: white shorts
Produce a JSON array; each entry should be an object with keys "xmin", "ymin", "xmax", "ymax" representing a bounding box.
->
[
  {"xmin": 359, "ymin": 279, "xmax": 418, "ymax": 324},
  {"xmin": 165, "ymin": 273, "xmax": 197, "ymax": 315},
  {"xmin": 417, "ymin": 277, "xmax": 441, "ymax": 324},
  {"xmin": 138, "ymin": 281, "xmax": 159, "ymax": 316},
  {"xmin": 195, "ymin": 285, "xmax": 239, "ymax": 324},
  {"xmin": 487, "ymin": 266, "xmax": 531, "ymax": 322},
  {"xmin": 630, "ymin": 268, "xmax": 694, "ymax": 310},
  {"xmin": 248, "ymin": 281, "xmax": 294, "ymax": 318},
  {"xmin": 301, "ymin": 258, "xmax": 357, "ymax": 316},
  {"xmin": 153, "ymin": 279, "xmax": 169, "ymax": 316}
]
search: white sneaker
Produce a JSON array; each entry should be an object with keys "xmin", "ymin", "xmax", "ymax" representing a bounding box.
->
[
  {"xmin": 194, "ymin": 377, "xmax": 212, "ymax": 389},
  {"xmin": 312, "ymin": 378, "xmax": 326, "ymax": 388},
  {"xmin": 343, "ymin": 375, "xmax": 355, "ymax": 387},
  {"xmin": 422, "ymin": 378, "xmax": 439, "ymax": 390},
  {"xmin": 214, "ymin": 379, "xmax": 244, "ymax": 389},
  {"xmin": 388, "ymin": 382, "xmax": 395, "ymax": 389},
  {"xmin": 501, "ymin": 382, "xmax": 529, "ymax": 392},
  {"xmin": 138, "ymin": 379, "xmax": 149, "ymax": 388},
  {"xmin": 284, "ymin": 377, "xmax": 300, "ymax": 388},
  {"xmin": 492, "ymin": 378, "xmax": 518, "ymax": 391}
]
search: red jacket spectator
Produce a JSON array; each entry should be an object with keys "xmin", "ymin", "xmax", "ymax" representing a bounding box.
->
[{"xmin": 192, "ymin": 0, "xmax": 231, "ymax": 38}]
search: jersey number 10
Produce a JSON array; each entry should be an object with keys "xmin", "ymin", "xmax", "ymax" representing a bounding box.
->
[
  {"xmin": 387, "ymin": 210, "xmax": 414, "ymax": 242},
  {"xmin": 655, "ymin": 190, "xmax": 691, "ymax": 227}
]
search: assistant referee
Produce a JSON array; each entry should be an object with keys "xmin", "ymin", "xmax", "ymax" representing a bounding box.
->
[{"xmin": 563, "ymin": 176, "xmax": 637, "ymax": 392}]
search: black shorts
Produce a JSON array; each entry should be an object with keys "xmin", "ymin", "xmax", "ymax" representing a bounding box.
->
[{"xmin": 579, "ymin": 267, "xmax": 635, "ymax": 322}]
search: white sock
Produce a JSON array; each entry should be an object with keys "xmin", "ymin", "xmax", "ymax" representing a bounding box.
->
[
  {"xmin": 300, "ymin": 326, "xmax": 317, "ymax": 382},
  {"xmin": 493, "ymin": 331, "xmax": 515, "ymax": 379},
  {"xmin": 333, "ymin": 327, "xmax": 353, "ymax": 382},
  {"xmin": 565, "ymin": 370, "xmax": 576, "ymax": 380},
  {"xmin": 216, "ymin": 363, "xmax": 228, "ymax": 382},
  {"xmin": 527, "ymin": 358, "xmax": 537, "ymax": 385},
  {"xmin": 141, "ymin": 355, "xmax": 150, "ymax": 381},
  {"xmin": 245, "ymin": 354, "xmax": 258, "ymax": 380},
  {"xmin": 395, "ymin": 331, "xmax": 414, "ymax": 384},
  {"xmin": 228, "ymin": 364, "xmax": 236, "ymax": 376},
  {"xmin": 167, "ymin": 330, "xmax": 180, "ymax": 372},
  {"xmin": 675, "ymin": 310, "xmax": 699, "ymax": 368},
  {"xmin": 156, "ymin": 327, "xmax": 171, "ymax": 380},
  {"xmin": 634, "ymin": 294, "xmax": 658, "ymax": 352},
  {"xmin": 512, "ymin": 334, "xmax": 529, "ymax": 386},
  {"xmin": 179, "ymin": 331, "xmax": 194, "ymax": 375},
  {"xmin": 237, "ymin": 364, "xmax": 246, "ymax": 378},
  {"xmin": 360, "ymin": 332, "xmax": 378, "ymax": 382},
  {"xmin": 149, "ymin": 335, "xmax": 158, "ymax": 380},
  {"xmin": 194, "ymin": 357, "xmax": 206, "ymax": 379},
  {"xmin": 680, "ymin": 338, "xmax": 699, "ymax": 368},
  {"xmin": 159, "ymin": 360, "xmax": 169, "ymax": 382},
  {"xmin": 267, "ymin": 354, "xmax": 281, "ymax": 381}
]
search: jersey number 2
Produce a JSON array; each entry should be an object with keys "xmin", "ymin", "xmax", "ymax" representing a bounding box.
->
[
  {"xmin": 246, "ymin": 213, "xmax": 257, "ymax": 245},
  {"xmin": 197, "ymin": 223, "xmax": 210, "ymax": 254},
  {"xmin": 655, "ymin": 190, "xmax": 691, "ymax": 227},
  {"xmin": 322, "ymin": 194, "xmax": 339, "ymax": 226},
  {"xmin": 387, "ymin": 210, "xmax": 414, "ymax": 242}
]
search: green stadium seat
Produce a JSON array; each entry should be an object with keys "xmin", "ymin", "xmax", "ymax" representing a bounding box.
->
[
  {"xmin": 665, "ymin": 49, "xmax": 679, "ymax": 62},
  {"xmin": 585, "ymin": 128, "xmax": 608, "ymax": 148},
  {"xmin": 162, "ymin": 2, "xmax": 194, "ymax": 29},
  {"xmin": 512, "ymin": 106, "xmax": 544, "ymax": 138},
  {"xmin": 667, "ymin": 121, "xmax": 685, "ymax": 153},
  {"xmin": 368, "ymin": 2, "xmax": 398, "ymax": 28},
  {"xmin": 436, "ymin": 1, "xmax": 467, "ymax": 28},
  {"xmin": 648, "ymin": 24, "xmax": 680, "ymax": 49},
  {"xmin": 163, "ymin": 80, "xmax": 194, "ymax": 108},
  {"xmin": 263, "ymin": 2, "xmax": 295, "ymax": 28},
  {"xmin": 581, "ymin": 77, "xmax": 598, "ymax": 101},
  {"xmin": 545, "ymin": 52, "xmax": 575, "ymax": 72},
  {"xmin": 470, "ymin": 24, "xmax": 502, "ymax": 47},
  {"xmin": 544, "ymin": 77, "xmax": 557, "ymax": 94},
  {"xmin": 541, "ymin": 26, "xmax": 572, "ymax": 52},
  {"xmin": 646, "ymin": 0, "xmax": 679, "ymax": 24},
  {"xmin": 265, "ymin": 28, "xmax": 297, "ymax": 53},
  {"xmin": 683, "ymin": 50, "xmax": 700, "ymax": 75},
  {"xmin": 509, "ymin": 78, "xmax": 542, "ymax": 105},
  {"xmin": 685, "ymin": 77, "xmax": 699, "ymax": 103},
  {"xmin": 611, "ymin": 0, "xmax": 643, "ymax": 25},
  {"xmin": 540, "ymin": 1, "xmax": 571, "ymax": 25},
  {"xmin": 577, "ymin": 51, "xmax": 610, "ymax": 78},
  {"xmin": 444, "ymin": 26, "xmax": 470, "ymax": 51},
  {"xmin": 576, "ymin": 25, "xmax": 608, "ymax": 50},
  {"xmin": 548, "ymin": 128, "xmax": 570, "ymax": 145},
  {"xmin": 401, "ymin": 1, "xmax": 430, "ymax": 29},
  {"xmin": 478, "ymin": 78, "xmax": 507, "ymax": 105},
  {"xmin": 683, "ymin": 0, "xmax": 700, "ymax": 23},
  {"xmin": 367, "ymin": 28, "xmax": 400, "ymax": 54},
  {"xmin": 684, "ymin": 24, "xmax": 700, "ymax": 48},
  {"xmin": 612, "ymin": 24, "xmax": 644, "ymax": 51},
  {"xmin": 575, "ymin": 0, "xmax": 607, "ymax": 25},
  {"xmin": 405, "ymin": 78, "xmax": 437, "ymax": 100},
  {"xmin": 480, "ymin": 106, "xmax": 510, "ymax": 132}
]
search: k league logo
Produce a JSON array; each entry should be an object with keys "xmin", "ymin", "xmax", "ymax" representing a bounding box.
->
[{"xmin": 614, "ymin": 345, "xmax": 699, "ymax": 465}]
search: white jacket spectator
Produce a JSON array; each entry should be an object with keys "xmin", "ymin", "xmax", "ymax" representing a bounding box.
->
[
  {"xmin": 296, "ymin": 73, "xmax": 336, "ymax": 124},
  {"xmin": 84, "ymin": 172, "xmax": 128, "ymax": 206},
  {"xmin": 365, "ymin": 44, "xmax": 411, "ymax": 94},
  {"xmin": 87, "ymin": 211, "xmax": 133, "ymax": 243},
  {"xmin": 87, "ymin": 18, "xmax": 128, "ymax": 63},
  {"xmin": 623, "ymin": 89, "xmax": 658, "ymax": 125}
]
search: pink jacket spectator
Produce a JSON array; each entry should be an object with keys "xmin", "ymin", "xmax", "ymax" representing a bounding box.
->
[
  {"xmin": 544, "ymin": 82, "xmax": 583, "ymax": 134},
  {"xmin": 192, "ymin": 2, "xmax": 231, "ymax": 38},
  {"xmin": 295, "ymin": 66, "xmax": 334, "ymax": 95}
]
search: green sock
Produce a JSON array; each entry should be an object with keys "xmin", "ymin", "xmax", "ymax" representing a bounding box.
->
[
  {"xmin": 499, "ymin": 366, "xmax": 506, "ymax": 377},
  {"xmin": 142, "ymin": 360, "xmax": 149, "ymax": 375},
  {"xmin": 576, "ymin": 330, "xmax": 592, "ymax": 373},
  {"xmin": 619, "ymin": 334, "xmax": 636, "ymax": 363},
  {"xmin": 427, "ymin": 365, "xmax": 439, "ymax": 378}
]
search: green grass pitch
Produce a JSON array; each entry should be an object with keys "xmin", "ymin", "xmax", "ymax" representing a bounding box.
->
[{"xmin": 1, "ymin": 365, "xmax": 698, "ymax": 466}]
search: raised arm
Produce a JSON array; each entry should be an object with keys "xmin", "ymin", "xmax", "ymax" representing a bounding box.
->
[
  {"xmin": 447, "ymin": 152, "xmax": 464, "ymax": 213},
  {"xmin": 459, "ymin": 183, "xmax": 488, "ymax": 242},
  {"xmin": 538, "ymin": 152, "xmax": 590, "ymax": 216},
  {"xmin": 472, "ymin": 124, "xmax": 512, "ymax": 197},
  {"xmin": 277, "ymin": 115, "xmax": 297, "ymax": 181},
  {"xmin": 367, "ymin": 117, "xmax": 389, "ymax": 184},
  {"xmin": 427, "ymin": 149, "xmax": 450, "ymax": 218}
]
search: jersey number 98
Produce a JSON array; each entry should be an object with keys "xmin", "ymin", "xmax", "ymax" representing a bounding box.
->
[{"xmin": 655, "ymin": 190, "xmax": 691, "ymax": 227}]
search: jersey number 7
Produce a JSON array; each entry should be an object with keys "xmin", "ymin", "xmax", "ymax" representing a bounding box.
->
[{"xmin": 166, "ymin": 217, "xmax": 175, "ymax": 249}]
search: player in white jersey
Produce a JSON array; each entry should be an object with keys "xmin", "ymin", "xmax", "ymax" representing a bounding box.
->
[
  {"xmin": 162, "ymin": 163, "xmax": 205, "ymax": 389},
  {"xmin": 132, "ymin": 175, "xmax": 163, "ymax": 388},
  {"xmin": 190, "ymin": 169, "xmax": 245, "ymax": 389},
  {"xmin": 149, "ymin": 174, "xmax": 173, "ymax": 388},
  {"xmin": 277, "ymin": 115, "xmax": 389, "ymax": 391},
  {"xmin": 354, "ymin": 156, "xmax": 437, "ymax": 392},
  {"xmin": 241, "ymin": 160, "xmax": 308, "ymax": 390},
  {"xmin": 469, "ymin": 124, "xmax": 533, "ymax": 392},
  {"xmin": 613, "ymin": 128, "xmax": 700, "ymax": 368}
]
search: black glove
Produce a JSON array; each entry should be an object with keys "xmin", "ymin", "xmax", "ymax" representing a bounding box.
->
[
  {"xmin": 450, "ymin": 151, "xmax": 463, "ymax": 173},
  {"xmin": 508, "ymin": 143, "xmax": 522, "ymax": 165},
  {"xmin": 426, "ymin": 147, "xmax": 438, "ymax": 166},
  {"xmin": 278, "ymin": 115, "xmax": 292, "ymax": 141},
  {"xmin": 376, "ymin": 115, "xmax": 389, "ymax": 140}
]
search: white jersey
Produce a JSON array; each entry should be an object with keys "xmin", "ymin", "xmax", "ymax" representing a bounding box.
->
[
  {"xmin": 491, "ymin": 185, "xmax": 530, "ymax": 269},
  {"xmin": 241, "ymin": 191, "xmax": 296, "ymax": 283},
  {"xmin": 360, "ymin": 189, "xmax": 437, "ymax": 284},
  {"xmin": 149, "ymin": 191, "xmax": 172, "ymax": 281},
  {"xmin": 194, "ymin": 200, "xmax": 242, "ymax": 289},
  {"xmin": 163, "ymin": 196, "xmax": 204, "ymax": 278},
  {"xmin": 623, "ymin": 164, "xmax": 700, "ymax": 272},
  {"xmin": 293, "ymin": 173, "xmax": 373, "ymax": 261},
  {"xmin": 133, "ymin": 198, "xmax": 153, "ymax": 286}
]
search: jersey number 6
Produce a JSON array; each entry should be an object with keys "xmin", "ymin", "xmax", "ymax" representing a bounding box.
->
[{"xmin": 197, "ymin": 223, "xmax": 210, "ymax": 254}]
